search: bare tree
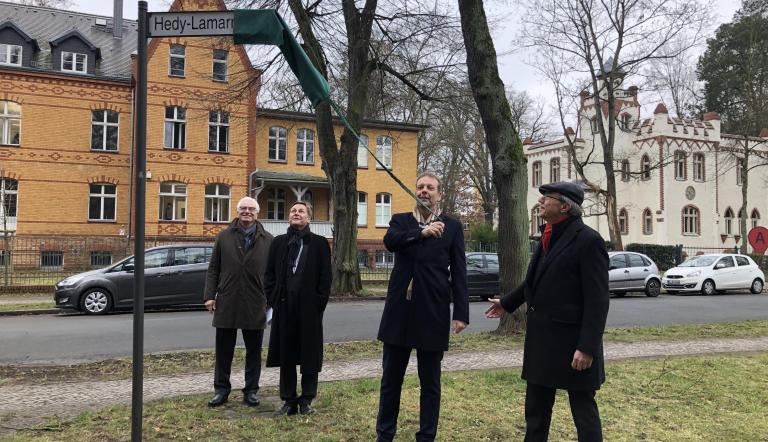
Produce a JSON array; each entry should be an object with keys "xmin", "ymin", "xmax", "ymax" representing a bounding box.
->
[
  {"xmin": 643, "ymin": 42, "xmax": 701, "ymax": 118},
  {"xmin": 521, "ymin": 0, "xmax": 712, "ymax": 250},
  {"xmin": 8, "ymin": 0, "xmax": 73, "ymax": 7}
]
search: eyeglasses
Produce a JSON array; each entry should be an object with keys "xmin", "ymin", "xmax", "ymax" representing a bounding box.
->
[
  {"xmin": 238, "ymin": 207, "xmax": 258, "ymax": 212},
  {"xmin": 541, "ymin": 194, "xmax": 564, "ymax": 203}
]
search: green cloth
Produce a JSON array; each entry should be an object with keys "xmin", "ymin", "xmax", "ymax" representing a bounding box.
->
[{"xmin": 233, "ymin": 9, "xmax": 330, "ymax": 107}]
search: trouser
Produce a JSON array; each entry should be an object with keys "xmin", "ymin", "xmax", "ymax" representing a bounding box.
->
[
  {"xmin": 213, "ymin": 328, "xmax": 264, "ymax": 395},
  {"xmin": 279, "ymin": 366, "xmax": 319, "ymax": 405},
  {"xmin": 524, "ymin": 382, "xmax": 602, "ymax": 442},
  {"xmin": 376, "ymin": 343, "xmax": 444, "ymax": 442}
]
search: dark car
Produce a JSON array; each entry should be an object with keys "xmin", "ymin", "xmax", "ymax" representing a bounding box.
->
[
  {"xmin": 54, "ymin": 244, "xmax": 213, "ymax": 314},
  {"xmin": 466, "ymin": 252, "xmax": 500, "ymax": 300}
]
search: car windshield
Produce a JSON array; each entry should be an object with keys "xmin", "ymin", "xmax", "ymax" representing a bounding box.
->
[{"xmin": 679, "ymin": 256, "xmax": 718, "ymax": 267}]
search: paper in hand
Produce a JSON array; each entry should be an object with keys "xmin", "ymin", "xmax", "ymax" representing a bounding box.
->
[{"xmin": 266, "ymin": 307, "xmax": 273, "ymax": 326}]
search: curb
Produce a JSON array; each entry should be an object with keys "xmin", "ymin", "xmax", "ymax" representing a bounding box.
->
[{"xmin": 0, "ymin": 308, "xmax": 61, "ymax": 317}]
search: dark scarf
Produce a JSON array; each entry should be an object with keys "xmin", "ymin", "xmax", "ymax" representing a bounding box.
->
[
  {"xmin": 286, "ymin": 224, "xmax": 311, "ymax": 265},
  {"xmin": 235, "ymin": 220, "xmax": 259, "ymax": 251}
]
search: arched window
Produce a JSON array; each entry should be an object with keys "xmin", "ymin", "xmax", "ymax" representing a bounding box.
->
[
  {"xmin": 682, "ymin": 205, "xmax": 700, "ymax": 235},
  {"xmin": 531, "ymin": 205, "xmax": 543, "ymax": 235},
  {"xmin": 159, "ymin": 182, "xmax": 187, "ymax": 221},
  {"xmin": 268, "ymin": 126, "xmax": 287, "ymax": 161},
  {"xmin": 620, "ymin": 160, "xmax": 630, "ymax": 181},
  {"xmin": 376, "ymin": 136, "xmax": 393, "ymax": 169},
  {"xmin": 751, "ymin": 209, "xmax": 761, "ymax": 229},
  {"xmin": 375, "ymin": 193, "xmax": 392, "ymax": 226},
  {"xmin": 532, "ymin": 161, "xmax": 542, "ymax": 187},
  {"xmin": 296, "ymin": 128, "xmax": 314, "ymax": 164},
  {"xmin": 674, "ymin": 151, "xmax": 686, "ymax": 180},
  {"xmin": 204, "ymin": 184, "xmax": 230, "ymax": 222},
  {"xmin": 550, "ymin": 157, "xmax": 560, "ymax": 183},
  {"xmin": 724, "ymin": 207, "xmax": 734, "ymax": 235},
  {"xmin": 619, "ymin": 208, "xmax": 628, "ymax": 235},
  {"xmin": 736, "ymin": 158, "xmax": 744, "ymax": 185},
  {"xmin": 693, "ymin": 153, "xmax": 705, "ymax": 181},
  {"xmin": 642, "ymin": 208, "xmax": 653, "ymax": 235},
  {"xmin": 1, "ymin": 101, "xmax": 21, "ymax": 146},
  {"xmin": 738, "ymin": 207, "xmax": 746, "ymax": 232},
  {"xmin": 640, "ymin": 154, "xmax": 651, "ymax": 180}
]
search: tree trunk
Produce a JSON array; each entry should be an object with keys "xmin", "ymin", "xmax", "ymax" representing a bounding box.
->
[
  {"xmin": 740, "ymin": 137, "xmax": 750, "ymax": 252},
  {"xmin": 458, "ymin": 0, "xmax": 529, "ymax": 334}
]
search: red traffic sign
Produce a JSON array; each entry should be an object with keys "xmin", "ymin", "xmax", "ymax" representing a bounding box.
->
[{"xmin": 748, "ymin": 226, "xmax": 768, "ymax": 254}]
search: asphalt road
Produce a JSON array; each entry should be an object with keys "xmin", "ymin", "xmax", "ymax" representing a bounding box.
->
[{"xmin": 2, "ymin": 293, "xmax": 767, "ymax": 364}]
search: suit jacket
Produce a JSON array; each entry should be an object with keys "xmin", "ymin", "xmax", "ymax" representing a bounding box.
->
[
  {"xmin": 501, "ymin": 216, "xmax": 609, "ymax": 390},
  {"xmin": 264, "ymin": 230, "xmax": 332, "ymax": 373},
  {"xmin": 377, "ymin": 212, "xmax": 469, "ymax": 352},
  {"xmin": 204, "ymin": 219, "xmax": 273, "ymax": 330}
]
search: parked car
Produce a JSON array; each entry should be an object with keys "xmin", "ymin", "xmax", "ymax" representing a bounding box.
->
[
  {"xmin": 662, "ymin": 253, "xmax": 765, "ymax": 295},
  {"xmin": 608, "ymin": 251, "xmax": 661, "ymax": 297},
  {"xmin": 54, "ymin": 244, "xmax": 213, "ymax": 314},
  {"xmin": 466, "ymin": 252, "xmax": 500, "ymax": 300}
]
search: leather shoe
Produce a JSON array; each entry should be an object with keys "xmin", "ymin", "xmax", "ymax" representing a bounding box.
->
[
  {"xmin": 299, "ymin": 403, "xmax": 316, "ymax": 415},
  {"xmin": 273, "ymin": 403, "xmax": 298, "ymax": 417},
  {"xmin": 243, "ymin": 392, "xmax": 261, "ymax": 407},
  {"xmin": 207, "ymin": 392, "xmax": 228, "ymax": 407}
]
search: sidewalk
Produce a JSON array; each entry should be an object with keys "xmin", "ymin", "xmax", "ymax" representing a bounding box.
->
[{"xmin": 2, "ymin": 336, "xmax": 767, "ymax": 432}]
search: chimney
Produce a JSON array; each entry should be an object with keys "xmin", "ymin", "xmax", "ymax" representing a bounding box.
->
[{"xmin": 113, "ymin": 0, "xmax": 123, "ymax": 38}]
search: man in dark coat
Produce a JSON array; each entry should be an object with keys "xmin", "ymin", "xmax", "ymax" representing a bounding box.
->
[
  {"xmin": 265, "ymin": 201, "xmax": 332, "ymax": 416},
  {"xmin": 204, "ymin": 196, "xmax": 273, "ymax": 408},
  {"xmin": 375, "ymin": 171, "xmax": 470, "ymax": 442},
  {"xmin": 486, "ymin": 181, "xmax": 610, "ymax": 441}
]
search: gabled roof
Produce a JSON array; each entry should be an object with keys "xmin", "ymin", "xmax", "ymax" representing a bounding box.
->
[
  {"xmin": 49, "ymin": 29, "xmax": 101, "ymax": 59},
  {"xmin": 0, "ymin": 20, "xmax": 39, "ymax": 51}
]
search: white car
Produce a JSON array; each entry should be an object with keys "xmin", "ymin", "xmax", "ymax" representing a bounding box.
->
[{"xmin": 662, "ymin": 254, "xmax": 765, "ymax": 295}]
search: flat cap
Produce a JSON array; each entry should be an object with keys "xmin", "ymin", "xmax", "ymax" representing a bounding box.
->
[{"xmin": 539, "ymin": 181, "xmax": 584, "ymax": 206}]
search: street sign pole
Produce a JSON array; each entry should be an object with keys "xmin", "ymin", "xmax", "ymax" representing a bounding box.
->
[{"xmin": 131, "ymin": 2, "xmax": 148, "ymax": 441}]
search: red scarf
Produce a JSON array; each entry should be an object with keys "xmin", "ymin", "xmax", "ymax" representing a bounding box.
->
[{"xmin": 541, "ymin": 215, "xmax": 569, "ymax": 253}]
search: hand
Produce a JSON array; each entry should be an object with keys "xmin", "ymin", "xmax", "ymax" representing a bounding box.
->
[
  {"xmin": 571, "ymin": 350, "xmax": 593, "ymax": 371},
  {"xmin": 452, "ymin": 320, "xmax": 467, "ymax": 334},
  {"xmin": 420, "ymin": 221, "xmax": 445, "ymax": 238},
  {"xmin": 484, "ymin": 298, "xmax": 505, "ymax": 318},
  {"xmin": 205, "ymin": 299, "xmax": 216, "ymax": 313}
]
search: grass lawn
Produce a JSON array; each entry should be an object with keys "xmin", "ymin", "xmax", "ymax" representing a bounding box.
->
[
  {"xmin": 6, "ymin": 353, "xmax": 768, "ymax": 441},
  {"xmin": 0, "ymin": 302, "xmax": 54, "ymax": 312}
]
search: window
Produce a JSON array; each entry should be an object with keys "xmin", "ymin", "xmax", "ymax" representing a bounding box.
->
[
  {"xmin": 357, "ymin": 134, "xmax": 369, "ymax": 168},
  {"xmin": 169, "ymin": 44, "xmax": 185, "ymax": 76},
  {"xmin": 90, "ymin": 251, "xmax": 112, "ymax": 268},
  {"xmin": 357, "ymin": 192, "xmax": 367, "ymax": 226},
  {"xmin": 467, "ymin": 254, "xmax": 484, "ymax": 268},
  {"xmin": 89, "ymin": 184, "xmax": 116, "ymax": 221},
  {"xmin": 296, "ymin": 128, "xmax": 314, "ymax": 164},
  {"xmin": 619, "ymin": 113, "xmax": 631, "ymax": 130},
  {"xmin": 208, "ymin": 110, "xmax": 229, "ymax": 152},
  {"xmin": 267, "ymin": 188, "xmax": 286, "ymax": 219},
  {"xmin": 736, "ymin": 158, "xmax": 744, "ymax": 185},
  {"xmin": 357, "ymin": 249, "xmax": 369, "ymax": 268},
  {"xmin": 0, "ymin": 44, "xmax": 21, "ymax": 66},
  {"xmin": 485, "ymin": 254, "xmax": 499, "ymax": 268},
  {"xmin": 751, "ymin": 209, "xmax": 760, "ymax": 229},
  {"xmin": 375, "ymin": 250, "xmax": 395, "ymax": 268},
  {"xmin": 643, "ymin": 208, "xmax": 653, "ymax": 234},
  {"xmin": 164, "ymin": 106, "xmax": 186, "ymax": 149},
  {"xmin": 683, "ymin": 205, "xmax": 700, "ymax": 235},
  {"xmin": 738, "ymin": 207, "xmax": 746, "ymax": 232},
  {"xmin": 302, "ymin": 190, "xmax": 313, "ymax": 205},
  {"xmin": 724, "ymin": 207, "xmax": 734, "ymax": 235},
  {"xmin": 0, "ymin": 101, "xmax": 21, "ymax": 145},
  {"xmin": 674, "ymin": 151, "xmax": 686, "ymax": 180},
  {"xmin": 550, "ymin": 157, "xmax": 560, "ymax": 182},
  {"xmin": 212, "ymin": 49, "xmax": 227, "ymax": 81},
  {"xmin": 620, "ymin": 160, "xmax": 630, "ymax": 181},
  {"xmin": 0, "ymin": 178, "xmax": 17, "ymax": 227},
  {"xmin": 376, "ymin": 136, "xmax": 393, "ymax": 169},
  {"xmin": 531, "ymin": 205, "xmax": 543, "ymax": 235},
  {"xmin": 716, "ymin": 256, "xmax": 735, "ymax": 268},
  {"xmin": 693, "ymin": 153, "xmax": 705, "ymax": 181},
  {"xmin": 268, "ymin": 126, "xmax": 287, "ymax": 161},
  {"xmin": 61, "ymin": 51, "xmax": 86, "ymax": 73},
  {"xmin": 640, "ymin": 154, "xmax": 651, "ymax": 180},
  {"xmin": 609, "ymin": 254, "xmax": 627, "ymax": 269},
  {"xmin": 736, "ymin": 256, "xmax": 750, "ymax": 267},
  {"xmin": 173, "ymin": 246, "xmax": 212, "ymax": 265},
  {"xmin": 121, "ymin": 248, "xmax": 169, "ymax": 270},
  {"xmin": 41, "ymin": 251, "xmax": 63, "ymax": 268},
  {"xmin": 532, "ymin": 161, "xmax": 542, "ymax": 187},
  {"xmin": 376, "ymin": 193, "xmax": 392, "ymax": 226},
  {"xmin": 0, "ymin": 250, "xmax": 10, "ymax": 266},
  {"xmin": 628, "ymin": 254, "xmax": 646, "ymax": 267},
  {"xmin": 619, "ymin": 208, "xmax": 628, "ymax": 235},
  {"xmin": 590, "ymin": 118, "xmax": 599, "ymax": 134},
  {"xmin": 159, "ymin": 182, "xmax": 187, "ymax": 221},
  {"xmin": 204, "ymin": 184, "xmax": 230, "ymax": 222},
  {"xmin": 91, "ymin": 110, "xmax": 119, "ymax": 151}
]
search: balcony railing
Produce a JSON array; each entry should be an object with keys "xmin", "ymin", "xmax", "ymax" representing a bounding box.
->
[{"xmin": 259, "ymin": 219, "xmax": 333, "ymax": 238}]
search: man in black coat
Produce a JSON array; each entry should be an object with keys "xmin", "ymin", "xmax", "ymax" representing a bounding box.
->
[
  {"xmin": 265, "ymin": 201, "xmax": 332, "ymax": 416},
  {"xmin": 204, "ymin": 196, "xmax": 273, "ymax": 408},
  {"xmin": 375, "ymin": 171, "xmax": 470, "ymax": 442},
  {"xmin": 486, "ymin": 181, "xmax": 609, "ymax": 441}
]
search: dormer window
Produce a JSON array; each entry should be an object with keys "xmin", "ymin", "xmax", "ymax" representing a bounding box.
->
[
  {"xmin": 61, "ymin": 51, "xmax": 87, "ymax": 73},
  {"xmin": 0, "ymin": 44, "xmax": 21, "ymax": 66}
]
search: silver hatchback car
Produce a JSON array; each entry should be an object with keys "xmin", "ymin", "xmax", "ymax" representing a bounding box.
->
[{"xmin": 608, "ymin": 251, "xmax": 661, "ymax": 297}]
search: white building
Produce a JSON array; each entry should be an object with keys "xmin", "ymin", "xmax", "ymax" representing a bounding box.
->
[{"xmin": 525, "ymin": 74, "xmax": 768, "ymax": 250}]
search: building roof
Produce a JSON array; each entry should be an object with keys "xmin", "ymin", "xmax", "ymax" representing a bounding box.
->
[
  {"xmin": 257, "ymin": 108, "xmax": 430, "ymax": 133},
  {"xmin": 0, "ymin": 1, "xmax": 137, "ymax": 80},
  {"xmin": 254, "ymin": 170, "xmax": 329, "ymax": 186}
]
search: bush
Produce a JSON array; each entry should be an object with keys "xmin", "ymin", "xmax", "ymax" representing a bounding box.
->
[
  {"xmin": 468, "ymin": 223, "xmax": 497, "ymax": 244},
  {"xmin": 747, "ymin": 254, "xmax": 768, "ymax": 274},
  {"xmin": 626, "ymin": 243, "xmax": 680, "ymax": 271}
]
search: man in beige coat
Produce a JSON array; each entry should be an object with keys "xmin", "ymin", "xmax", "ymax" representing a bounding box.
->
[{"xmin": 204, "ymin": 196, "xmax": 273, "ymax": 407}]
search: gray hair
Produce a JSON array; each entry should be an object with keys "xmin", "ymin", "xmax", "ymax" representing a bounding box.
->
[
  {"xmin": 560, "ymin": 195, "xmax": 583, "ymax": 217},
  {"xmin": 236, "ymin": 196, "xmax": 260, "ymax": 213}
]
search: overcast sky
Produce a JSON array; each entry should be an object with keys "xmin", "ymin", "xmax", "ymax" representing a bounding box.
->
[{"xmin": 69, "ymin": 0, "xmax": 741, "ymax": 117}]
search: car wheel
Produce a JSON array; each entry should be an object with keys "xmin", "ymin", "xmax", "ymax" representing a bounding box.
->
[
  {"xmin": 750, "ymin": 278, "xmax": 764, "ymax": 294},
  {"xmin": 80, "ymin": 288, "xmax": 113, "ymax": 315},
  {"xmin": 701, "ymin": 279, "xmax": 716, "ymax": 296},
  {"xmin": 645, "ymin": 279, "xmax": 661, "ymax": 297}
]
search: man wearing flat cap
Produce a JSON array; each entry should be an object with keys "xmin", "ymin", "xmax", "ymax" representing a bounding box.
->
[{"xmin": 486, "ymin": 181, "xmax": 609, "ymax": 441}]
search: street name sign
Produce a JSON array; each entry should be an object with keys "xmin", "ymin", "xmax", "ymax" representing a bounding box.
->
[{"xmin": 147, "ymin": 11, "xmax": 234, "ymax": 37}]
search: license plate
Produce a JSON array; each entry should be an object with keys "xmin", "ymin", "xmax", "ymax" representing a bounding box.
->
[{"xmin": 666, "ymin": 280, "xmax": 681, "ymax": 286}]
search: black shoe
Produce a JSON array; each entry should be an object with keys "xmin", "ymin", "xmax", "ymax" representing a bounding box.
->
[
  {"xmin": 273, "ymin": 403, "xmax": 298, "ymax": 417},
  {"xmin": 299, "ymin": 403, "xmax": 316, "ymax": 415},
  {"xmin": 243, "ymin": 392, "xmax": 261, "ymax": 407},
  {"xmin": 207, "ymin": 392, "xmax": 228, "ymax": 407}
]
